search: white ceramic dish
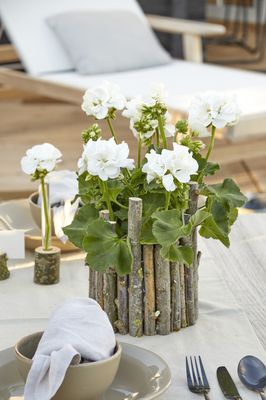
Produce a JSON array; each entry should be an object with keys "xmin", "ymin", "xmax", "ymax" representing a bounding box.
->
[
  {"xmin": 0, "ymin": 199, "xmax": 77, "ymax": 252},
  {"xmin": 0, "ymin": 343, "xmax": 171, "ymax": 400}
]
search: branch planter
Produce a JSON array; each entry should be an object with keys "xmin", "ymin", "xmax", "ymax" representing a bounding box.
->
[{"xmin": 89, "ymin": 187, "xmax": 200, "ymax": 337}]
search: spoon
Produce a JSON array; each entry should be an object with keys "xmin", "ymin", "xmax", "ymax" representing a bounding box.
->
[{"xmin": 238, "ymin": 355, "xmax": 266, "ymax": 400}]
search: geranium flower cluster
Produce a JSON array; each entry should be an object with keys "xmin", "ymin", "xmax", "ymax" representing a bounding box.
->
[
  {"xmin": 122, "ymin": 84, "xmax": 175, "ymax": 140},
  {"xmin": 82, "ymin": 81, "xmax": 126, "ymax": 120},
  {"xmin": 78, "ymin": 138, "xmax": 134, "ymax": 181},
  {"xmin": 21, "ymin": 143, "xmax": 62, "ymax": 177},
  {"xmin": 142, "ymin": 144, "xmax": 199, "ymax": 192},
  {"xmin": 188, "ymin": 92, "xmax": 241, "ymax": 136}
]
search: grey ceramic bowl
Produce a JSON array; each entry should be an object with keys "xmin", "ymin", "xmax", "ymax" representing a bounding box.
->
[{"xmin": 15, "ymin": 331, "xmax": 122, "ymax": 400}]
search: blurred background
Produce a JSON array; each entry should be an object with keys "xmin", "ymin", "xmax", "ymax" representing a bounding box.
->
[{"xmin": 0, "ymin": 0, "xmax": 265, "ymax": 210}]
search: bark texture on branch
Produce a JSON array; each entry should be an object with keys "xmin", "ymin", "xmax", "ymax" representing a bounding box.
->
[
  {"xmin": 154, "ymin": 245, "xmax": 171, "ymax": 335},
  {"xmin": 116, "ymin": 275, "xmax": 129, "ymax": 334},
  {"xmin": 128, "ymin": 197, "xmax": 143, "ymax": 337},
  {"xmin": 34, "ymin": 246, "xmax": 60, "ymax": 285},
  {"xmin": 0, "ymin": 252, "xmax": 9, "ymax": 280},
  {"xmin": 89, "ymin": 268, "xmax": 96, "ymax": 300},
  {"xmin": 143, "ymin": 245, "xmax": 156, "ymax": 336},
  {"xmin": 170, "ymin": 261, "xmax": 181, "ymax": 331},
  {"xmin": 103, "ymin": 268, "xmax": 117, "ymax": 327}
]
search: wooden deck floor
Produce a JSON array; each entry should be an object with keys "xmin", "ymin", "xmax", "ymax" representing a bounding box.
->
[{"xmin": 0, "ymin": 98, "xmax": 265, "ymax": 201}]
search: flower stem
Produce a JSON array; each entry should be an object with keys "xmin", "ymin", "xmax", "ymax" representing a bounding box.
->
[
  {"xmin": 165, "ymin": 192, "xmax": 171, "ymax": 210},
  {"xmin": 205, "ymin": 125, "xmax": 216, "ymax": 162},
  {"xmin": 158, "ymin": 115, "xmax": 168, "ymax": 149},
  {"xmin": 113, "ymin": 200, "xmax": 128, "ymax": 210},
  {"xmin": 137, "ymin": 137, "xmax": 142, "ymax": 169},
  {"xmin": 106, "ymin": 118, "xmax": 118, "ymax": 143},
  {"xmin": 156, "ymin": 128, "xmax": 160, "ymax": 147},
  {"xmin": 40, "ymin": 177, "xmax": 51, "ymax": 251},
  {"xmin": 102, "ymin": 180, "xmax": 114, "ymax": 220},
  {"xmin": 198, "ymin": 125, "xmax": 216, "ymax": 183}
]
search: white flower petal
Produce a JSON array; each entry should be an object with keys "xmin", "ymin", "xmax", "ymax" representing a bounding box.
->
[{"xmin": 162, "ymin": 174, "xmax": 176, "ymax": 192}]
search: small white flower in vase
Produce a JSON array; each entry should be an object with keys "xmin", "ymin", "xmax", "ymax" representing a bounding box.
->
[{"xmin": 21, "ymin": 143, "xmax": 62, "ymax": 284}]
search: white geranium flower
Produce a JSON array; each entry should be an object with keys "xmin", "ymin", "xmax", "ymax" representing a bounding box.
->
[
  {"xmin": 188, "ymin": 92, "xmax": 241, "ymax": 135},
  {"xmin": 82, "ymin": 81, "xmax": 126, "ymax": 119},
  {"xmin": 162, "ymin": 143, "xmax": 199, "ymax": 183},
  {"xmin": 77, "ymin": 138, "xmax": 134, "ymax": 181},
  {"xmin": 142, "ymin": 144, "xmax": 198, "ymax": 191},
  {"xmin": 122, "ymin": 96, "xmax": 143, "ymax": 122},
  {"xmin": 21, "ymin": 143, "xmax": 62, "ymax": 175},
  {"xmin": 142, "ymin": 150, "xmax": 166, "ymax": 183}
]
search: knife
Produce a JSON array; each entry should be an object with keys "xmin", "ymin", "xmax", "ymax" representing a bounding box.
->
[{"xmin": 217, "ymin": 366, "xmax": 243, "ymax": 400}]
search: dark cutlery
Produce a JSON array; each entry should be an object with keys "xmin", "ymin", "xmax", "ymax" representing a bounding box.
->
[
  {"xmin": 186, "ymin": 356, "xmax": 211, "ymax": 400},
  {"xmin": 217, "ymin": 366, "xmax": 242, "ymax": 400}
]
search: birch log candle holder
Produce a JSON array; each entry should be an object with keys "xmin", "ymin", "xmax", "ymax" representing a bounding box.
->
[
  {"xmin": 34, "ymin": 181, "xmax": 61, "ymax": 285},
  {"xmin": 88, "ymin": 188, "xmax": 201, "ymax": 337},
  {"xmin": 0, "ymin": 252, "xmax": 10, "ymax": 281}
]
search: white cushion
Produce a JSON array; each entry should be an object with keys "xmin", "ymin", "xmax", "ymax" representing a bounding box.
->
[
  {"xmin": 0, "ymin": 0, "xmax": 144, "ymax": 75},
  {"xmin": 47, "ymin": 10, "xmax": 171, "ymax": 75}
]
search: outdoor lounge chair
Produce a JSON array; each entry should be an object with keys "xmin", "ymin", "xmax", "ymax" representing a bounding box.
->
[{"xmin": 0, "ymin": 0, "xmax": 266, "ymax": 139}]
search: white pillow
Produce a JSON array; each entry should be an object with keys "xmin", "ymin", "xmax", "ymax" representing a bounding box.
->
[{"xmin": 47, "ymin": 10, "xmax": 172, "ymax": 75}]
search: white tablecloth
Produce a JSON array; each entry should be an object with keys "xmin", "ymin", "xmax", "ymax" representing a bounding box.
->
[{"xmin": 1, "ymin": 214, "xmax": 266, "ymax": 400}]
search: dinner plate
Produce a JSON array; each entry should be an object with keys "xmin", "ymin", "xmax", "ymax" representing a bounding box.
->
[
  {"xmin": 0, "ymin": 342, "xmax": 171, "ymax": 400},
  {"xmin": 0, "ymin": 199, "xmax": 77, "ymax": 252}
]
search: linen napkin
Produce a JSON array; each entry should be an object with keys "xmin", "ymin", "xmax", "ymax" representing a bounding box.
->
[
  {"xmin": 38, "ymin": 170, "xmax": 79, "ymax": 243},
  {"xmin": 24, "ymin": 298, "xmax": 116, "ymax": 400}
]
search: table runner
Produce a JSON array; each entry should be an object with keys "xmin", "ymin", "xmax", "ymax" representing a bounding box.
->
[{"xmin": 0, "ymin": 214, "xmax": 265, "ymax": 399}]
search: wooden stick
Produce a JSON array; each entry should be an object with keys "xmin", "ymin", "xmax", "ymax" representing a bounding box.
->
[
  {"xmin": 0, "ymin": 252, "xmax": 10, "ymax": 281},
  {"xmin": 182, "ymin": 214, "xmax": 195, "ymax": 326},
  {"xmin": 128, "ymin": 197, "xmax": 143, "ymax": 337},
  {"xmin": 180, "ymin": 263, "xmax": 187, "ymax": 328},
  {"xmin": 188, "ymin": 183, "xmax": 200, "ymax": 325},
  {"xmin": 103, "ymin": 268, "xmax": 117, "ymax": 328},
  {"xmin": 188, "ymin": 182, "xmax": 199, "ymax": 215},
  {"xmin": 89, "ymin": 268, "xmax": 96, "ymax": 300},
  {"xmin": 95, "ymin": 272, "xmax": 104, "ymax": 309},
  {"xmin": 154, "ymin": 245, "xmax": 171, "ymax": 335},
  {"xmin": 99, "ymin": 210, "xmax": 118, "ymax": 328},
  {"xmin": 170, "ymin": 261, "xmax": 181, "ymax": 331},
  {"xmin": 143, "ymin": 245, "xmax": 156, "ymax": 336},
  {"xmin": 194, "ymin": 251, "xmax": 202, "ymax": 321},
  {"xmin": 116, "ymin": 275, "xmax": 129, "ymax": 334}
]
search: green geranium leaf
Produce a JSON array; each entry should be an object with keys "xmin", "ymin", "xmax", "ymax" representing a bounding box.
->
[
  {"xmin": 63, "ymin": 203, "xmax": 98, "ymax": 248},
  {"xmin": 107, "ymin": 180, "xmax": 125, "ymax": 203},
  {"xmin": 114, "ymin": 208, "xmax": 128, "ymax": 221},
  {"xmin": 202, "ymin": 178, "xmax": 247, "ymax": 208},
  {"xmin": 141, "ymin": 192, "xmax": 165, "ymax": 217},
  {"xmin": 189, "ymin": 209, "xmax": 211, "ymax": 228},
  {"xmin": 152, "ymin": 209, "xmax": 183, "ymax": 246},
  {"xmin": 83, "ymin": 219, "xmax": 133, "ymax": 276},
  {"xmin": 160, "ymin": 244, "xmax": 194, "ymax": 265},
  {"xmin": 199, "ymin": 216, "xmax": 230, "ymax": 247},
  {"xmin": 140, "ymin": 218, "xmax": 158, "ymax": 244},
  {"xmin": 152, "ymin": 209, "xmax": 210, "ymax": 247}
]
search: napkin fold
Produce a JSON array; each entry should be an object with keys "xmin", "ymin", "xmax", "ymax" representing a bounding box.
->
[
  {"xmin": 24, "ymin": 298, "xmax": 116, "ymax": 400},
  {"xmin": 38, "ymin": 170, "xmax": 79, "ymax": 243}
]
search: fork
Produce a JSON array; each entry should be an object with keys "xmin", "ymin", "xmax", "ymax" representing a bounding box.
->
[{"xmin": 186, "ymin": 356, "xmax": 211, "ymax": 400}]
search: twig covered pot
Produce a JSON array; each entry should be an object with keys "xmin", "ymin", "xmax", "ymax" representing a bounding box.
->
[
  {"xmin": 63, "ymin": 81, "xmax": 247, "ymax": 337},
  {"xmin": 88, "ymin": 188, "xmax": 200, "ymax": 336}
]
